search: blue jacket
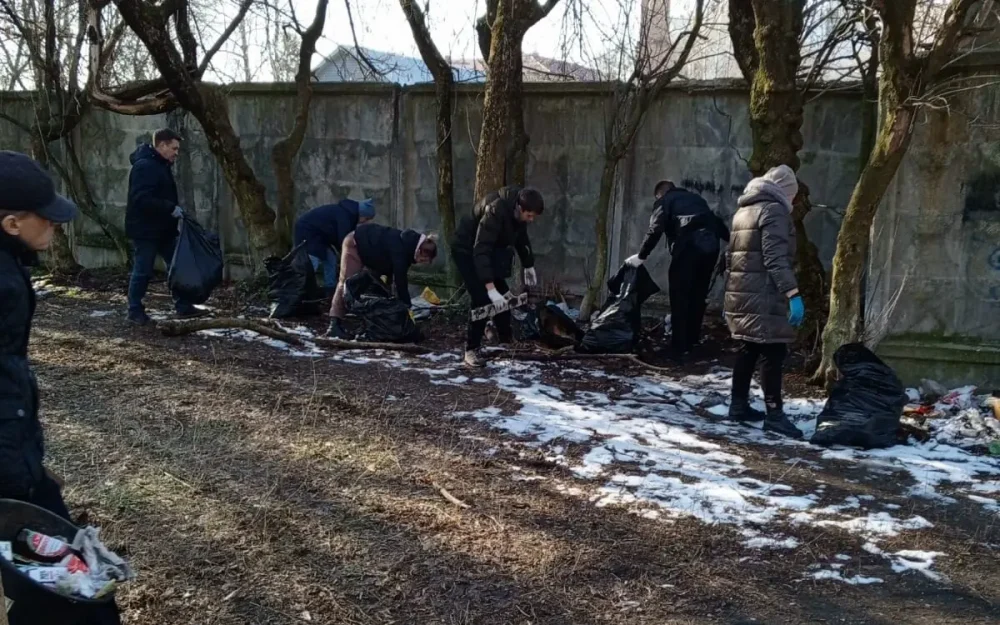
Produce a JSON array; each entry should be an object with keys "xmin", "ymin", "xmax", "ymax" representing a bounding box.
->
[
  {"xmin": 0, "ymin": 233, "xmax": 43, "ymax": 500},
  {"xmin": 294, "ymin": 200, "xmax": 361, "ymax": 259},
  {"xmin": 353, "ymin": 223, "xmax": 422, "ymax": 308},
  {"xmin": 126, "ymin": 144, "xmax": 179, "ymax": 240}
]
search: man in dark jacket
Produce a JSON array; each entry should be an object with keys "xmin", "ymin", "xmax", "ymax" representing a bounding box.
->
[
  {"xmin": 294, "ymin": 198, "xmax": 375, "ymax": 297},
  {"xmin": 126, "ymin": 128, "xmax": 203, "ymax": 325},
  {"xmin": 451, "ymin": 186, "xmax": 543, "ymax": 367},
  {"xmin": 625, "ymin": 180, "xmax": 730, "ymax": 358},
  {"xmin": 0, "ymin": 151, "xmax": 122, "ymax": 624},
  {"xmin": 326, "ymin": 223, "xmax": 437, "ymax": 337},
  {"xmin": 723, "ymin": 165, "xmax": 804, "ymax": 439}
]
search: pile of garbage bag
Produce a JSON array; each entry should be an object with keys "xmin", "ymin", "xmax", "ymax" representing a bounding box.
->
[
  {"xmin": 578, "ymin": 264, "xmax": 660, "ymax": 354},
  {"xmin": 344, "ymin": 271, "xmax": 421, "ymax": 343},
  {"xmin": 265, "ymin": 242, "xmax": 326, "ymax": 318}
]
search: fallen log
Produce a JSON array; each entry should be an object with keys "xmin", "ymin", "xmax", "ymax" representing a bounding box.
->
[{"xmin": 158, "ymin": 317, "xmax": 676, "ymax": 370}]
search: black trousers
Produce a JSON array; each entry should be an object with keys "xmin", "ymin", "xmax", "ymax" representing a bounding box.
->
[
  {"xmin": 16, "ymin": 476, "xmax": 123, "ymax": 625},
  {"xmin": 668, "ymin": 235, "xmax": 719, "ymax": 352},
  {"xmin": 453, "ymin": 251, "xmax": 511, "ymax": 350},
  {"xmin": 732, "ymin": 341, "xmax": 787, "ymax": 411}
]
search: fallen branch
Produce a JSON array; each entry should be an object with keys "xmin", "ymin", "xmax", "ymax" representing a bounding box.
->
[
  {"xmin": 432, "ymin": 481, "xmax": 471, "ymax": 509},
  {"xmin": 158, "ymin": 317, "xmax": 678, "ymax": 370}
]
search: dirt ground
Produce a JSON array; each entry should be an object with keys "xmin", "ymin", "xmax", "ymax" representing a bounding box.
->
[{"xmin": 27, "ymin": 272, "xmax": 1000, "ymax": 625}]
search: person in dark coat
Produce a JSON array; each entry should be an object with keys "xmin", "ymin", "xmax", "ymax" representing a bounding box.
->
[
  {"xmin": 723, "ymin": 164, "xmax": 805, "ymax": 439},
  {"xmin": 325, "ymin": 223, "xmax": 437, "ymax": 338},
  {"xmin": 0, "ymin": 151, "xmax": 122, "ymax": 625},
  {"xmin": 294, "ymin": 198, "xmax": 375, "ymax": 297},
  {"xmin": 125, "ymin": 128, "xmax": 204, "ymax": 325},
  {"xmin": 625, "ymin": 180, "xmax": 730, "ymax": 359},
  {"xmin": 451, "ymin": 186, "xmax": 543, "ymax": 367}
]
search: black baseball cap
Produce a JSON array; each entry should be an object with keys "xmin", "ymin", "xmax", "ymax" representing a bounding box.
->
[{"xmin": 0, "ymin": 151, "xmax": 78, "ymax": 223}]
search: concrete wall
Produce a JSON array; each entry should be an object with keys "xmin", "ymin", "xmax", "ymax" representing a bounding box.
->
[{"xmin": 0, "ymin": 82, "xmax": 863, "ymax": 301}]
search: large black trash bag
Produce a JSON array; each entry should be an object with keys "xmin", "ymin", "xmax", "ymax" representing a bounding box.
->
[
  {"xmin": 513, "ymin": 306, "xmax": 541, "ymax": 341},
  {"xmin": 811, "ymin": 343, "xmax": 906, "ymax": 450},
  {"xmin": 266, "ymin": 242, "xmax": 325, "ymax": 318},
  {"xmin": 578, "ymin": 263, "xmax": 660, "ymax": 354},
  {"xmin": 344, "ymin": 271, "xmax": 421, "ymax": 343},
  {"xmin": 168, "ymin": 214, "xmax": 224, "ymax": 305},
  {"xmin": 538, "ymin": 303, "xmax": 583, "ymax": 348}
]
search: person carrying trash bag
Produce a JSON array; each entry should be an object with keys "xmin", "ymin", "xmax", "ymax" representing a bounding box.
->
[
  {"xmin": 623, "ymin": 180, "xmax": 729, "ymax": 361},
  {"xmin": 451, "ymin": 186, "xmax": 544, "ymax": 367},
  {"xmin": 326, "ymin": 223, "xmax": 438, "ymax": 338},
  {"xmin": 723, "ymin": 164, "xmax": 805, "ymax": 439},
  {"xmin": 0, "ymin": 151, "xmax": 123, "ymax": 624},
  {"xmin": 125, "ymin": 128, "xmax": 207, "ymax": 325},
  {"xmin": 294, "ymin": 197, "xmax": 375, "ymax": 299}
]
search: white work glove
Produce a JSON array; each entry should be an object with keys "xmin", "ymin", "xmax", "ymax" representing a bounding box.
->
[
  {"xmin": 487, "ymin": 288, "xmax": 506, "ymax": 306},
  {"xmin": 625, "ymin": 254, "xmax": 644, "ymax": 268},
  {"xmin": 171, "ymin": 206, "xmax": 184, "ymax": 219},
  {"xmin": 524, "ymin": 267, "xmax": 538, "ymax": 287}
]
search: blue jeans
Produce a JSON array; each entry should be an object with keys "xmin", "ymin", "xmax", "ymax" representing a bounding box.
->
[
  {"xmin": 128, "ymin": 237, "xmax": 193, "ymax": 315},
  {"xmin": 309, "ymin": 247, "xmax": 340, "ymax": 290}
]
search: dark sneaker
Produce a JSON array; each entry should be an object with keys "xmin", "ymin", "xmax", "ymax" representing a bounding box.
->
[
  {"xmin": 325, "ymin": 318, "xmax": 349, "ymax": 339},
  {"xmin": 176, "ymin": 307, "xmax": 209, "ymax": 320},
  {"xmin": 727, "ymin": 401, "xmax": 766, "ymax": 423},
  {"xmin": 463, "ymin": 348, "xmax": 488, "ymax": 368},
  {"xmin": 763, "ymin": 411, "xmax": 804, "ymax": 439},
  {"xmin": 127, "ymin": 311, "xmax": 151, "ymax": 326}
]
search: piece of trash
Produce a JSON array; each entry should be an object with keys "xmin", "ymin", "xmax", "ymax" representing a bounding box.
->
[
  {"xmin": 300, "ymin": 610, "xmax": 313, "ymax": 622},
  {"xmin": 420, "ymin": 287, "xmax": 442, "ymax": 306},
  {"xmin": 18, "ymin": 528, "xmax": 71, "ymax": 562},
  {"xmin": 920, "ymin": 379, "xmax": 948, "ymax": 401},
  {"xmin": 989, "ymin": 441, "xmax": 1000, "ymax": 456},
  {"xmin": 18, "ymin": 565, "xmax": 68, "ymax": 584},
  {"xmin": 0, "ymin": 540, "xmax": 12, "ymax": 561}
]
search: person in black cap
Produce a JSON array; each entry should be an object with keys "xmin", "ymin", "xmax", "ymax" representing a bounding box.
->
[
  {"xmin": 624, "ymin": 180, "xmax": 730, "ymax": 360},
  {"xmin": 125, "ymin": 128, "xmax": 206, "ymax": 325},
  {"xmin": 0, "ymin": 151, "xmax": 122, "ymax": 624}
]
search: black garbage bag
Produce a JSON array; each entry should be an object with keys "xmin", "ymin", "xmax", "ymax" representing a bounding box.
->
[
  {"xmin": 538, "ymin": 303, "xmax": 583, "ymax": 348},
  {"xmin": 811, "ymin": 343, "xmax": 906, "ymax": 450},
  {"xmin": 578, "ymin": 263, "xmax": 660, "ymax": 354},
  {"xmin": 168, "ymin": 214, "xmax": 224, "ymax": 305},
  {"xmin": 513, "ymin": 306, "xmax": 541, "ymax": 341},
  {"xmin": 344, "ymin": 271, "xmax": 421, "ymax": 343},
  {"xmin": 266, "ymin": 242, "xmax": 325, "ymax": 318}
]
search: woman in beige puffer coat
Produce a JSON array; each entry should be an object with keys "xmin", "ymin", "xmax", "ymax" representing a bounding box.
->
[{"xmin": 723, "ymin": 164, "xmax": 805, "ymax": 439}]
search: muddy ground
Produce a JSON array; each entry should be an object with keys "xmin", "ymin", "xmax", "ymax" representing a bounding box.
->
[{"xmin": 27, "ymin": 272, "xmax": 1000, "ymax": 624}]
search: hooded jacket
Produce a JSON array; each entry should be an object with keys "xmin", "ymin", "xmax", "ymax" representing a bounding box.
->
[
  {"xmin": 0, "ymin": 233, "xmax": 44, "ymax": 500},
  {"xmin": 353, "ymin": 223, "xmax": 422, "ymax": 308},
  {"xmin": 294, "ymin": 200, "xmax": 362, "ymax": 260},
  {"xmin": 126, "ymin": 144, "xmax": 179, "ymax": 240},
  {"xmin": 638, "ymin": 187, "xmax": 729, "ymax": 259},
  {"xmin": 723, "ymin": 178, "xmax": 798, "ymax": 343},
  {"xmin": 451, "ymin": 186, "xmax": 534, "ymax": 284}
]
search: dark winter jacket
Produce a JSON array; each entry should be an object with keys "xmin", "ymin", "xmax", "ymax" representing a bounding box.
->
[
  {"xmin": 294, "ymin": 200, "xmax": 362, "ymax": 260},
  {"xmin": 353, "ymin": 223, "xmax": 422, "ymax": 308},
  {"xmin": 451, "ymin": 186, "xmax": 535, "ymax": 284},
  {"xmin": 638, "ymin": 187, "xmax": 729, "ymax": 259},
  {"xmin": 724, "ymin": 178, "xmax": 798, "ymax": 344},
  {"xmin": 126, "ymin": 144, "xmax": 179, "ymax": 240},
  {"xmin": 0, "ymin": 233, "xmax": 44, "ymax": 501}
]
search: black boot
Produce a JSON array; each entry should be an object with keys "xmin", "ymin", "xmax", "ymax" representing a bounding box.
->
[
  {"xmin": 763, "ymin": 406, "xmax": 803, "ymax": 439},
  {"xmin": 325, "ymin": 317, "xmax": 349, "ymax": 339},
  {"xmin": 727, "ymin": 400, "xmax": 765, "ymax": 423}
]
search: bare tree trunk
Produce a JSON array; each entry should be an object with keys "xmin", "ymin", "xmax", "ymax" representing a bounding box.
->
[
  {"xmin": 31, "ymin": 133, "xmax": 80, "ymax": 273},
  {"xmin": 817, "ymin": 109, "xmax": 914, "ymax": 385},
  {"xmin": 580, "ymin": 161, "xmax": 617, "ymax": 318},
  {"xmin": 271, "ymin": 0, "xmax": 329, "ymax": 250}
]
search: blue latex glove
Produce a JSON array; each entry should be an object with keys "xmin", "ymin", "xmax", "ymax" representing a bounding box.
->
[{"xmin": 788, "ymin": 295, "xmax": 805, "ymax": 328}]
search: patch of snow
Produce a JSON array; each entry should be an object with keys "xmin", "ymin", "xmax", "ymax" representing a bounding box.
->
[
  {"xmin": 888, "ymin": 550, "xmax": 946, "ymax": 581},
  {"xmin": 743, "ymin": 536, "xmax": 800, "ymax": 550},
  {"xmin": 809, "ymin": 569, "xmax": 884, "ymax": 585},
  {"xmin": 88, "ymin": 310, "xmax": 114, "ymax": 318}
]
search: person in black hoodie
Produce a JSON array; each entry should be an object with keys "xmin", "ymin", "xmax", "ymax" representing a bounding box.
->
[
  {"xmin": 0, "ymin": 151, "xmax": 122, "ymax": 624},
  {"xmin": 451, "ymin": 186, "xmax": 543, "ymax": 367},
  {"xmin": 325, "ymin": 223, "xmax": 438, "ymax": 338},
  {"xmin": 125, "ymin": 128, "xmax": 205, "ymax": 325},
  {"xmin": 624, "ymin": 180, "xmax": 729, "ymax": 359}
]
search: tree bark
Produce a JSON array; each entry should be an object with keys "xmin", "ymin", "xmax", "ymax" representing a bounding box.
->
[
  {"xmin": 473, "ymin": 0, "xmax": 558, "ymax": 203},
  {"xmin": 580, "ymin": 161, "xmax": 617, "ymax": 318},
  {"xmin": 31, "ymin": 133, "xmax": 81, "ymax": 274},
  {"xmin": 400, "ymin": 0, "xmax": 458, "ymax": 282},
  {"xmin": 271, "ymin": 0, "xmax": 329, "ymax": 250}
]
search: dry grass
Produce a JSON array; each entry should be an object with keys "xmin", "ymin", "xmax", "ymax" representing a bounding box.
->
[{"xmin": 24, "ymin": 281, "xmax": 1000, "ymax": 625}]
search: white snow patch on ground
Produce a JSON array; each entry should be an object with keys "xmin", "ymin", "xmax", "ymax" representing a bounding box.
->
[
  {"xmin": 192, "ymin": 327, "xmax": 1000, "ymax": 584},
  {"xmin": 88, "ymin": 310, "xmax": 114, "ymax": 318}
]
